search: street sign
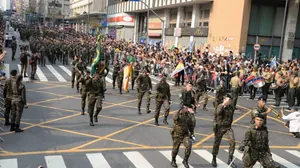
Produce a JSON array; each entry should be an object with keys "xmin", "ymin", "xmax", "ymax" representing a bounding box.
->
[{"xmin": 253, "ymin": 43, "xmax": 261, "ymax": 51}]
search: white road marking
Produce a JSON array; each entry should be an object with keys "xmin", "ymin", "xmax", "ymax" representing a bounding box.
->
[
  {"xmin": 59, "ymin": 65, "xmax": 72, "ymax": 76},
  {"xmin": 17, "ymin": 64, "xmax": 29, "ymax": 81},
  {"xmin": 225, "ymin": 149, "xmax": 260, "ymax": 168},
  {"xmin": 271, "ymin": 152, "xmax": 300, "ymax": 168},
  {"xmin": 86, "ymin": 153, "xmax": 111, "ymax": 168},
  {"xmin": 124, "ymin": 151, "xmax": 153, "ymax": 168},
  {"xmin": 193, "ymin": 150, "xmax": 228, "ymax": 168},
  {"xmin": 0, "ymin": 158, "xmax": 18, "ymax": 168},
  {"xmin": 160, "ymin": 150, "xmax": 194, "ymax": 168},
  {"xmin": 286, "ymin": 150, "xmax": 300, "ymax": 159},
  {"xmin": 45, "ymin": 155, "xmax": 67, "ymax": 168},
  {"xmin": 46, "ymin": 65, "xmax": 67, "ymax": 82},
  {"xmin": 36, "ymin": 66, "xmax": 48, "ymax": 82},
  {"xmin": 4, "ymin": 63, "xmax": 10, "ymax": 78}
]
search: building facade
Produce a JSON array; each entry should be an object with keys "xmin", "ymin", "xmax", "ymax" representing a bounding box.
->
[
  {"xmin": 68, "ymin": 0, "xmax": 107, "ymax": 34},
  {"xmin": 107, "ymin": 0, "xmax": 300, "ymax": 61}
]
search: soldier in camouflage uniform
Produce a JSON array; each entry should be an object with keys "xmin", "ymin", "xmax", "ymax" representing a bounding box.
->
[
  {"xmin": 95, "ymin": 59, "xmax": 109, "ymax": 100},
  {"xmin": 10, "ymin": 74, "xmax": 28, "ymax": 133},
  {"xmin": 11, "ymin": 37, "xmax": 17, "ymax": 60},
  {"xmin": 118, "ymin": 59, "xmax": 127, "ymax": 94},
  {"xmin": 79, "ymin": 70, "xmax": 91, "ymax": 115},
  {"xmin": 212, "ymin": 94, "xmax": 236, "ymax": 168},
  {"xmin": 194, "ymin": 69, "xmax": 209, "ymax": 111},
  {"xmin": 75, "ymin": 57, "xmax": 86, "ymax": 92},
  {"xmin": 20, "ymin": 45, "xmax": 30, "ymax": 77},
  {"xmin": 250, "ymin": 96, "xmax": 271, "ymax": 125},
  {"xmin": 71, "ymin": 55, "xmax": 79, "ymax": 88},
  {"xmin": 239, "ymin": 114, "xmax": 280, "ymax": 168},
  {"xmin": 131, "ymin": 61, "xmax": 141, "ymax": 90},
  {"xmin": 136, "ymin": 69, "xmax": 152, "ymax": 114},
  {"xmin": 3, "ymin": 70, "xmax": 18, "ymax": 126},
  {"xmin": 171, "ymin": 81, "xmax": 197, "ymax": 168},
  {"xmin": 86, "ymin": 73, "xmax": 103, "ymax": 126},
  {"xmin": 213, "ymin": 80, "xmax": 227, "ymax": 110},
  {"xmin": 112, "ymin": 60, "xmax": 120, "ymax": 89},
  {"xmin": 154, "ymin": 75, "xmax": 171, "ymax": 126}
]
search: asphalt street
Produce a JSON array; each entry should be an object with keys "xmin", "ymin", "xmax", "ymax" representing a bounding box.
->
[{"xmin": 0, "ymin": 32, "xmax": 299, "ymax": 168}]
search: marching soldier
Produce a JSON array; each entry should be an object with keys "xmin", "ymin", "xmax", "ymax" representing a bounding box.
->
[
  {"xmin": 71, "ymin": 55, "xmax": 79, "ymax": 88},
  {"xmin": 194, "ymin": 68, "xmax": 209, "ymax": 111},
  {"xmin": 213, "ymin": 79, "xmax": 227, "ymax": 111},
  {"xmin": 171, "ymin": 82, "xmax": 197, "ymax": 168},
  {"xmin": 11, "ymin": 37, "xmax": 16, "ymax": 60},
  {"xmin": 112, "ymin": 59, "xmax": 120, "ymax": 89},
  {"xmin": 211, "ymin": 94, "xmax": 236, "ymax": 168},
  {"xmin": 132, "ymin": 61, "xmax": 141, "ymax": 90},
  {"xmin": 288, "ymin": 72, "xmax": 298, "ymax": 109},
  {"xmin": 230, "ymin": 71, "xmax": 243, "ymax": 109},
  {"xmin": 20, "ymin": 45, "xmax": 30, "ymax": 77},
  {"xmin": 10, "ymin": 74, "xmax": 28, "ymax": 132},
  {"xmin": 249, "ymin": 66, "xmax": 259, "ymax": 100},
  {"xmin": 239, "ymin": 114, "xmax": 280, "ymax": 168},
  {"xmin": 75, "ymin": 57, "xmax": 86, "ymax": 92},
  {"xmin": 251, "ymin": 96, "xmax": 271, "ymax": 125},
  {"xmin": 3, "ymin": 70, "xmax": 18, "ymax": 126},
  {"xmin": 274, "ymin": 71, "xmax": 284, "ymax": 106},
  {"xmin": 262, "ymin": 66, "xmax": 273, "ymax": 102},
  {"xmin": 118, "ymin": 59, "xmax": 127, "ymax": 94},
  {"xmin": 30, "ymin": 52, "xmax": 39, "ymax": 80},
  {"xmin": 79, "ymin": 70, "xmax": 91, "ymax": 115},
  {"xmin": 154, "ymin": 75, "xmax": 171, "ymax": 126},
  {"xmin": 95, "ymin": 59, "xmax": 109, "ymax": 100},
  {"xmin": 136, "ymin": 69, "xmax": 152, "ymax": 115},
  {"xmin": 86, "ymin": 73, "xmax": 103, "ymax": 126}
]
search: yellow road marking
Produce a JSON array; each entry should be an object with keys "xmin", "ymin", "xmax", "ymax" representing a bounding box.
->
[
  {"xmin": 27, "ymin": 85, "xmax": 66, "ymax": 91},
  {"xmin": 28, "ymin": 95, "xmax": 75, "ymax": 105}
]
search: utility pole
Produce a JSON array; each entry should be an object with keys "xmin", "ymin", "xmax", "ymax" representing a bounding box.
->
[{"xmin": 87, "ymin": 0, "xmax": 90, "ymax": 34}]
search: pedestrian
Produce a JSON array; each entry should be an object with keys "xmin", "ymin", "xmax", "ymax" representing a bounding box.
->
[
  {"xmin": 211, "ymin": 94, "xmax": 236, "ymax": 168},
  {"xmin": 281, "ymin": 107, "xmax": 300, "ymax": 138}
]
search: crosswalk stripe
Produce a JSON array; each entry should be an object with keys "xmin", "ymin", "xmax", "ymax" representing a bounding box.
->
[
  {"xmin": 45, "ymin": 155, "xmax": 67, "ymax": 168},
  {"xmin": 0, "ymin": 158, "xmax": 18, "ymax": 168},
  {"xmin": 46, "ymin": 65, "xmax": 67, "ymax": 82},
  {"xmin": 270, "ymin": 105, "xmax": 289, "ymax": 108},
  {"xmin": 160, "ymin": 150, "xmax": 194, "ymax": 168},
  {"xmin": 59, "ymin": 65, "xmax": 72, "ymax": 76},
  {"xmin": 286, "ymin": 150, "xmax": 300, "ymax": 159},
  {"xmin": 86, "ymin": 153, "xmax": 111, "ymax": 168},
  {"xmin": 193, "ymin": 150, "xmax": 227, "ymax": 168},
  {"xmin": 224, "ymin": 149, "xmax": 260, "ymax": 168},
  {"xmin": 271, "ymin": 153, "xmax": 300, "ymax": 168},
  {"xmin": 124, "ymin": 151, "xmax": 153, "ymax": 168},
  {"xmin": 36, "ymin": 66, "xmax": 48, "ymax": 82},
  {"xmin": 105, "ymin": 76, "xmax": 113, "ymax": 84},
  {"xmin": 4, "ymin": 63, "xmax": 10, "ymax": 78},
  {"xmin": 17, "ymin": 64, "xmax": 29, "ymax": 81}
]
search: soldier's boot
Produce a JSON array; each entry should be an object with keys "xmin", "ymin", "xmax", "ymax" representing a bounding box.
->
[
  {"xmin": 163, "ymin": 117, "xmax": 168, "ymax": 125},
  {"xmin": 190, "ymin": 134, "xmax": 196, "ymax": 143},
  {"xmin": 131, "ymin": 84, "xmax": 134, "ymax": 90},
  {"xmin": 71, "ymin": 83, "xmax": 74, "ymax": 88},
  {"xmin": 138, "ymin": 108, "xmax": 141, "ymax": 115},
  {"xmin": 89, "ymin": 115, "xmax": 94, "ymax": 126},
  {"xmin": 10, "ymin": 124, "xmax": 15, "ymax": 131},
  {"xmin": 77, "ymin": 87, "xmax": 80, "ymax": 93},
  {"xmin": 24, "ymin": 73, "xmax": 27, "ymax": 77},
  {"xmin": 170, "ymin": 157, "xmax": 177, "ymax": 167},
  {"xmin": 203, "ymin": 104, "xmax": 208, "ymax": 111},
  {"xmin": 81, "ymin": 108, "xmax": 85, "ymax": 115},
  {"xmin": 15, "ymin": 124, "xmax": 24, "ymax": 133},
  {"xmin": 119, "ymin": 88, "xmax": 122, "ymax": 94},
  {"xmin": 146, "ymin": 107, "xmax": 151, "ymax": 114},
  {"xmin": 4, "ymin": 117, "xmax": 11, "ymax": 126},
  {"xmin": 154, "ymin": 117, "xmax": 159, "ymax": 126},
  {"xmin": 227, "ymin": 155, "xmax": 237, "ymax": 168},
  {"xmin": 182, "ymin": 156, "xmax": 189, "ymax": 168},
  {"xmin": 211, "ymin": 155, "xmax": 217, "ymax": 167}
]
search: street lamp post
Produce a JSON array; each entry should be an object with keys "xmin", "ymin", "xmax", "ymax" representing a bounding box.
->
[{"xmin": 87, "ymin": 0, "xmax": 90, "ymax": 34}]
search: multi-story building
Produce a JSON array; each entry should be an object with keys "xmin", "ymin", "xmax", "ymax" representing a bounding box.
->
[
  {"xmin": 107, "ymin": 0, "xmax": 300, "ymax": 61},
  {"xmin": 37, "ymin": 0, "xmax": 71, "ymax": 26},
  {"xmin": 68, "ymin": 0, "xmax": 107, "ymax": 35}
]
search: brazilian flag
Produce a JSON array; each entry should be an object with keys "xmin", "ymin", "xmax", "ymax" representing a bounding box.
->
[{"xmin": 91, "ymin": 35, "xmax": 102, "ymax": 75}]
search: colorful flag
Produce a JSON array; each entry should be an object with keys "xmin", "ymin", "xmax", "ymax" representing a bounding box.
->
[
  {"xmin": 270, "ymin": 56, "xmax": 277, "ymax": 68},
  {"xmin": 91, "ymin": 35, "xmax": 102, "ymax": 75},
  {"xmin": 123, "ymin": 64, "xmax": 132, "ymax": 92},
  {"xmin": 169, "ymin": 62, "xmax": 185, "ymax": 77}
]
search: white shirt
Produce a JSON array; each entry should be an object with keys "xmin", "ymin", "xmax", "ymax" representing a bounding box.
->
[{"xmin": 282, "ymin": 111, "xmax": 300, "ymax": 132}]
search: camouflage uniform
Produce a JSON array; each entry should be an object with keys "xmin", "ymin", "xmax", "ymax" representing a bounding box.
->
[
  {"xmin": 251, "ymin": 106, "xmax": 268, "ymax": 125},
  {"xmin": 95, "ymin": 62, "xmax": 109, "ymax": 93},
  {"xmin": 11, "ymin": 39, "xmax": 17, "ymax": 60},
  {"xmin": 136, "ymin": 73, "xmax": 152, "ymax": 114},
  {"xmin": 71, "ymin": 59, "xmax": 79, "ymax": 88},
  {"xmin": 214, "ymin": 84, "xmax": 227, "ymax": 116},
  {"xmin": 194, "ymin": 71, "xmax": 208, "ymax": 111},
  {"xmin": 131, "ymin": 62, "xmax": 141, "ymax": 90},
  {"xmin": 179, "ymin": 89, "xmax": 196, "ymax": 136},
  {"xmin": 20, "ymin": 47, "xmax": 30, "ymax": 77},
  {"xmin": 154, "ymin": 78, "xmax": 171, "ymax": 125},
  {"xmin": 118, "ymin": 64, "xmax": 125, "ymax": 94},
  {"xmin": 79, "ymin": 73, "xmax": 90, "ymax": 115},
  {"xmin": 240, "ymin": 125, "xmax": 280, "ymax": 168},
  {"xmin": 75, "ymin": 61, "xmax": 85, "ymax": 92},
  {"xmin": 112, "ymin": 61, "xmax": 120, "ymax": 89},
  {"xmin": 3, "ymin": 77, "xmax": 16, "ymax": 125},
  {"xmin": 10, "ymin": 77, "xmax": 27, "ymax": 132},
  {"xmin": 86, "ymin": 75, "xmax": 103, "ymax": 126},
  {"xmin": 170, "ymin": 108, "xmax": 192, "ymax": 168},
  {"xmin": 212, "ymin": 104, "xmax": 236, "ymax": 168}
]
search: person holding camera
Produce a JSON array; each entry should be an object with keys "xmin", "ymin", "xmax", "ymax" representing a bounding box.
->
[{"xmin": 281, "ymin": 107, "xmax": 300, "ymax": 138}]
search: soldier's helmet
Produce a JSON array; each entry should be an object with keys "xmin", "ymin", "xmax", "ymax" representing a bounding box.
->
[{"xmin": 256, "ymin": 113, "xmax": 265, "ymax": 120}]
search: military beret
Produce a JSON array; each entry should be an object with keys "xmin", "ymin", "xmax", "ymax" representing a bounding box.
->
[
  {"xmin": 256, "ymin": 113, "xmax": 265, "ymax": 120},
  {"xmin": 258, "ymin": 96, "xmax": 266, "ymax": 102},
  {"xmin": 10, "ymin": 69, "xmax": 18, "ymax": 76}
]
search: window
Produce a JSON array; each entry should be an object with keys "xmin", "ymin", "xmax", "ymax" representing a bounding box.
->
[
  {"xmin": 170, "ymin": 24, "xmax": 176, "ymax": 28},
  {"xmin": 199, "ymin": 8, "xmax": 210, "ymax": 27},
  {"xmin": 203, "ymin": 22, "xmax": 209, "ymax": 27},
  {"xmin": 204, "ymin": 9, "xmax": 210, "ymax": 19}
]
